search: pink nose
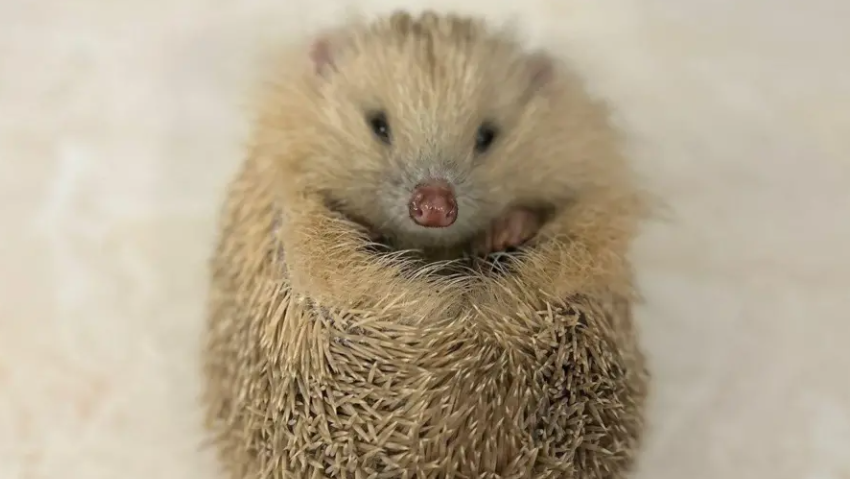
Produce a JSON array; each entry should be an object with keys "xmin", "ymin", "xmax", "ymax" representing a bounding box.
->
[{"xmin": 408, "ymin": 180, "xmax": 457, "ymax": 228}]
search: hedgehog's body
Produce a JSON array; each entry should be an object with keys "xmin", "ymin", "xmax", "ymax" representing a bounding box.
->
[{"xmin": 203, "ymin": 10, "xmax": 649, "ymax": 479}]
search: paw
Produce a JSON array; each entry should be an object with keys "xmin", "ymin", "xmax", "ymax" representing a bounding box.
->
[{"xmin": 474, "ymin": 207, "xmax": 541, "ymax": 256}]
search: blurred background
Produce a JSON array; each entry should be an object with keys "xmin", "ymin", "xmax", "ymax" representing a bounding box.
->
[{"xmin": 1, "ymin": 0, "xmax": 849, "ymax": 478}]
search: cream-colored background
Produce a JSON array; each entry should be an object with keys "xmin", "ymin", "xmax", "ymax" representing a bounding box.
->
[{"xmin": 2, "ymin": 0, "xmax": 849, "ymax": 478}]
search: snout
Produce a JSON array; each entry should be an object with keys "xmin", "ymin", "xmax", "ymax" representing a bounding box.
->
[{"xmin": 408, "ymin": 179, "xmax": 457, "ymax": 228}]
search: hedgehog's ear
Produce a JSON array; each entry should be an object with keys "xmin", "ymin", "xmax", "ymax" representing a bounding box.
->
[
  {"xmin": 308, "ymin": 36, "xmax": 337, "ymax": 77},
  {"xmin": 525, "ymin": 50, "xmax": 556, "ymax": 93}
]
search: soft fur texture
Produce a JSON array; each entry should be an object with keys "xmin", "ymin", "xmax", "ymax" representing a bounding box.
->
[
  {"xmin": 203, "ymin": 11, "xmax": 650, "ymax": 478},
  {"xmin": 255, "ymin": 12, "xmax": 641, "ymax": 260}
]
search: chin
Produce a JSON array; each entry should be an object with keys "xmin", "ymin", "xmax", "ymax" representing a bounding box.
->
[{"xmin": 399, "ymin": 228, "xmax": 476, "ymax": 252}]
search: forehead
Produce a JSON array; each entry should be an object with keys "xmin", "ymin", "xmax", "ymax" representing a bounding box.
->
[{"xmin": 334, "ymin": 27, "xmax": 526, "ymax": 119}]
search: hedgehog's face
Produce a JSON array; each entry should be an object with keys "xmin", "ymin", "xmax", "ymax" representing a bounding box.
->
[{"xmin": 293, "ymin": 20, "xmax": 584, "ymax": 251}]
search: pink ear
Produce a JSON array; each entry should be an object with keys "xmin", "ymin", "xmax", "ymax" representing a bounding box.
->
[
  {"xmin": 309, "ymin": 34, "xmax": 336, "ymax": 76},
  {"xmin": 526, "ymin": 51, "xmax": 555, "ymax": 91},
  {"xmin": 308, "ymin": 37, "xmax": 336, "ymax": 76}
]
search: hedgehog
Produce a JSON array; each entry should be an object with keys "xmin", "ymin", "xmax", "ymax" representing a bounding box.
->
[{"xmin": 202, "ymin": 9, "xmax": 650, "ymax": 479}]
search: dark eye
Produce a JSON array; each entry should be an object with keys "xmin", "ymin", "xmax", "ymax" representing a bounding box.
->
[
  {"xmin": 367, "ymin": 110, "xmax": 391, "ymax": 144},
  {"xmin": 474, "ymin": 122, "xmax": 498, "ymax": 154}
]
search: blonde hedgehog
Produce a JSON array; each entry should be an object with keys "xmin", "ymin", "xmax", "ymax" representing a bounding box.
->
[{"xmin": 203, "ymin": 9, "xmax": 650, "ymax": 479}]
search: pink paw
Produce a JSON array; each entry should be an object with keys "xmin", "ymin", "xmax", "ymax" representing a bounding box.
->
[{"xmin": 474, "ymin": 207, "xmax": 541, "ymax": 256}]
